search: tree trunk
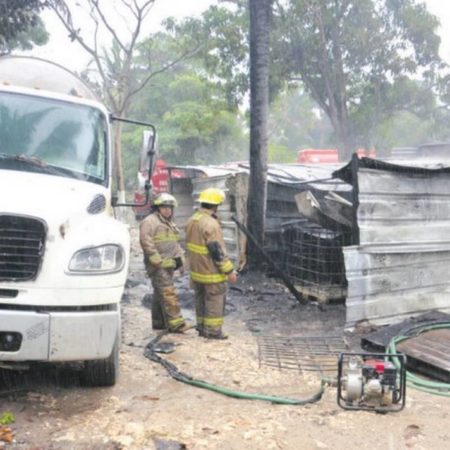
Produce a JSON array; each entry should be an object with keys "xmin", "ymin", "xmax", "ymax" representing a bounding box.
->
[
  {"xmin": 335, "ymin": 112, "xmax": 353, "ymax": 162},
  {"xmin": 247, "ymin": 0, "xmax": 272, "ymax": 270}
]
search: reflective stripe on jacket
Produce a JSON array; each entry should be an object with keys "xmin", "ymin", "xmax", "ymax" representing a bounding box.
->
[
  {"xmin": 185, "ymin": 208, "xmax": 234, "ymax": 284},
  {"xmin": 139, "ymin": 212, "xmax": 183, "ymax": 266}
]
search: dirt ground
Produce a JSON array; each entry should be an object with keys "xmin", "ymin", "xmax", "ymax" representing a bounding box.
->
[{"xmin": 1, "ymin": 225, "xmax": 450, "ymax": 450}]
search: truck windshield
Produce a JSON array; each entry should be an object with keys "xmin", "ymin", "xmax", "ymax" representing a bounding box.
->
[{"xmin": 0, "ymin": 92, "xmax": 107, "ymax": 185}]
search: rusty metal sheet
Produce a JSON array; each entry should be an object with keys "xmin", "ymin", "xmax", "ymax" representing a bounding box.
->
[
  {"xmin": 361, "ymin": 311, "xmax": 450, "ymax": 350},
  {"xmin": 397, "ymin": 329, "xmax": 450, "ymax": 382}
]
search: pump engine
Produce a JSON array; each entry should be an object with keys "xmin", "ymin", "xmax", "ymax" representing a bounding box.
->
[{"xmin": 337, "ymin": 352, "xmax": 406, "ymax": 412}]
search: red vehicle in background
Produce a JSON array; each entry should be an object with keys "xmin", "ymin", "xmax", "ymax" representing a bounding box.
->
[
  {"xmin": 297, "ymin": 148, "xmax": 339, "ymax": 164},
  {"xmin": 297, "ymin": 148, "xmax": 376, "ymax": 164},
  {"xmin": 134, "ymin": 159, "xmax": 170, "ymax": 220},
  {"xmin": 133, "ymin": 159, "xmax": 186, "ymax": 220}
]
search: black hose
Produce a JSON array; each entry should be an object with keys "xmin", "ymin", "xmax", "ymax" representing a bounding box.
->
[{"xmin": 144, "ymin": 332, "xmax": 325, "ymax": 405}]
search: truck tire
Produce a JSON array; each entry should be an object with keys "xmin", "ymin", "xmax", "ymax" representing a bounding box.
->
[{"xmin": 81, "ymin": 338, "xmax": 119, "ymax": 387}]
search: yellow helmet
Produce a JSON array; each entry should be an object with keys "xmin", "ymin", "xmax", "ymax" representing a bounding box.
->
[
  {"xmin": 198, "ymin": 188, "xmax": 226, "ymax": 205},
  {"xmin": 153, "ymin": 193, "xmax": 178, "ymax": 207}
]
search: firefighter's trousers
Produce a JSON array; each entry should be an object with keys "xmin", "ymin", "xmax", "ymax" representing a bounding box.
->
[
  {"xmin": 148, "ymin": 267, "xmax": 185, "ymax": 331},
  {"xmin": 192, "ymin": 281, "xmax": 227, "ymax": 336}
]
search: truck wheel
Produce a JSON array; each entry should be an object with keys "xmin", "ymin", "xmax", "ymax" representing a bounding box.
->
[{"xmin": 81, "ymin": 338, "xmax": 119, "ymax": 387}]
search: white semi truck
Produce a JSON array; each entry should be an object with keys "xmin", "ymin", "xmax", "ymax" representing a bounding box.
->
[{"xmin": 0, "ymin": 56, "xmax": 155, "ymax": 386}]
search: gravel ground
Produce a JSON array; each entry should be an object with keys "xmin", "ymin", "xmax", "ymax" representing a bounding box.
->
[{"xmin": 1, "ymin": 225, "xmax": 450, "ymax": 449}]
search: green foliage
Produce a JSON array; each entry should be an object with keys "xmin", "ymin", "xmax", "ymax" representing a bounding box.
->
[
  {"xmin": 380, "ymin": 111, "xmax": 431, "ymax": 149},
  {"xmin": 122, "ymin": 33, "xmax": 247, "ymax": 178},
  {"xmin": 272, "ymin": 0, "xmax": 444, "ymax": 156},
  {"xmin": 158, "ymin": 74, "xmax": 246, "ymax": 164},
  {"xmin": 183, "ymin": 0, "xmax": 448, "ymax": 156},
  {"xmin": 376, "ymin": 108, "xmax": 450, "ymax": 154},
  {"xmin": 0, "ymin": 412, "xmax": 15, "ymax": 425},
  {"xmin": 89, "ymin": 0, "xmax": 450, "ymax": 182},
  {"xmin": 170, "ymin": 2, "xmax": 250, "ymax": 109},
  {"xmin": 350, "ymin": 78, "xmax": 437, "ymax": 148},
  {"xmin": 269, "ymin": 88, "xmax": 334, "ymax": 151},
  {"xmin": 268, "ymin": 143, "xmax": 296, "ymax": 163},
  {"xmin": 0, "ymin": 0, "xmax": 49, "ymax": 54}
]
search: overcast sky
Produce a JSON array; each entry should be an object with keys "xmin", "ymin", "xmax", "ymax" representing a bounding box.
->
[
  {"xmin": 424, "ymin": 0, "xmax": 450, "ymax": 62},
  {"xmin": 29, "ymin": 0, "xmax": 450, "ymax": 71},
  {"xmin": 31, "ymin": 0, "xmax": 217, "ymax": 70}
]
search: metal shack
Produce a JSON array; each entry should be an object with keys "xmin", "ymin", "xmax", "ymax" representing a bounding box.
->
[
  {"xmin": 333, "ymin": 156, "xmax": 450, "ymax": 327},
  {"xmin": 167, "ymin": 155, "xmax": 450, "ymax": 329},
  {"xmin": 166, "ymin": 162, "xmax": 351, "ymax": 294}
]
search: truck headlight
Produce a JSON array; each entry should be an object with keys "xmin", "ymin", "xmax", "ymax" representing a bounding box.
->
[{"xmin": 68, "ymin": 245, "xmax": 125, "ymax": 274}]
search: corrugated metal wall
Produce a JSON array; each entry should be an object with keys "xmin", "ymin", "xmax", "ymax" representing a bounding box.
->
[{"xmin": 344, "ymin": 163, "xmax": 450, "ymax": 327}]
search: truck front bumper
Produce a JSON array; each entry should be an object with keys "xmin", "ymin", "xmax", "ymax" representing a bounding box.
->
[{"xmin": 0, "ymin": 309, "xmax": 119, "ymax": 362}]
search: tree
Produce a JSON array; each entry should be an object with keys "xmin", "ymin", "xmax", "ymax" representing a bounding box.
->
[
  {"xmin": 159, "ymin": 73, "xmax": 245, "ymax": 164},
  {"xmin": 274, "ymin": 0, "xmax": 444, "ymax": 159},
  {"xmin": 0, "ymin": 0, "xmax": 49, "ymax": 55},
  {"xmin": 269, "ymin": 88, "xmax": 333, "ymax": 154},
  {"xmin": 121, "ymin": 69, "xmax": 246, "ymax": 184},
  {"xmin": 350, "ymin": 77, "xmax": 437, "ymax": 150},
  {"xmin": 114, "ymin": 30, "xmax": 246, "ymax": 185},
  {"xmin": 197, "ymin": 1, "xmax": 250, "ymax": 110},
  {"xmin": 189, "ymin": 0, "xmax": 446, "ymax": 159},
  {"xmin": 247, "ymin": 0, "xmax": 272, "ymax": 269},
  {"xmin": 48, "ymin": 0, "xmax": 201, "ymax": 200}
]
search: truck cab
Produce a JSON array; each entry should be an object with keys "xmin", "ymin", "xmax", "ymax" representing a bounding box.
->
[{"xmin": 0, "ymin": 56, "xmax": 153, "ymax": 386}]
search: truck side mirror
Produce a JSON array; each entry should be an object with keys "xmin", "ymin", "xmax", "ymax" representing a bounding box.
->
[
  {"xmin": 109, "ymin": 115, "xmax": 156, "ymax": 208},
  {"xmin": 139, "ymin": 130, "xmax": 158, "ymax": 177}
]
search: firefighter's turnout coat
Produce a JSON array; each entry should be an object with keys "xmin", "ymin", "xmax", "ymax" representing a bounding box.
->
[
  {"xmin": 139, "ymin": 212, "xmax": 185, "ymax": 331},
  {"xmin": 185, "ymin": 208, "xmax": 234, "ymax": 336}
]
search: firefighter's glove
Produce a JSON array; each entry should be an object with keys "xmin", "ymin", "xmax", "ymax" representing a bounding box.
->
[
  {"xmin": 174, "ymin": 257, "xmax": 184, "ymax": 270},
  {"xmin": 161, "ymin": 258, "xmax": 176, "ymax": 269},
  {"xmin": 148, "ymin": 253, "xmax": 162, "ymax": 267}
]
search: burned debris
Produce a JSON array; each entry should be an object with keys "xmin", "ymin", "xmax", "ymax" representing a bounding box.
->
[{"xmin": 166, "ymin": 152, "xmax": 450, "ymax": 331}]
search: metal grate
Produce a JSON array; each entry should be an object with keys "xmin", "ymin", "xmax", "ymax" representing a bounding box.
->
[
  {"xmin": 257, "ymin": 335, "xmax": 347, "ymax": 375},
  {"xmin": 0, "ymin": 215, "xmax": 46, "ymax": 281},
  {"xmin": 87, "ymin": 194, "xmax": 106, "ymax": 214}
]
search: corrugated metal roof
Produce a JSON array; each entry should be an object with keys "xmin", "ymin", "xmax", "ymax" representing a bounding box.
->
[
  {"xmin": 169, "ymin": 162, "xmax": 350, "ymax": 192},
  {"xmin": 167, "ymin": 164, "xmax": 245, "ymax": 179},
  {"xmin": 341, "ymin": 158, "xmax": 450, "ymax": 328},
  {"xmin": 239, "ymin": 162, "xmax": 350, "ymax": 191}
]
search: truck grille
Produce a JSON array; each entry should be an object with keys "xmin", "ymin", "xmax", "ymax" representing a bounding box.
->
[{"xmin": 0, "ymin": 215, "xmax": 46, "ymax": 281}]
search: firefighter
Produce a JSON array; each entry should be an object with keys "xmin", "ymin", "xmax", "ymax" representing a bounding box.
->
[
  {"xmin": 185, "ymin": 188, "xmax": 237, "ymax": 340},
  {"xmin": 139, "ymin": 192, "xmax": 189, "ymax": 333}
]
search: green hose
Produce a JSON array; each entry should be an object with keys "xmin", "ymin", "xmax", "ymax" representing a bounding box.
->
[
  {"xmin": 178, "ymin": 376, "xmax": 326, "ymax": 405},
  {"xmin": 145, "ymin": 333, "xmax": 326, "ymax": 405},
  {"xmin": 387, "ymin": 322, "xmax": 450, "ymax": 397}
]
